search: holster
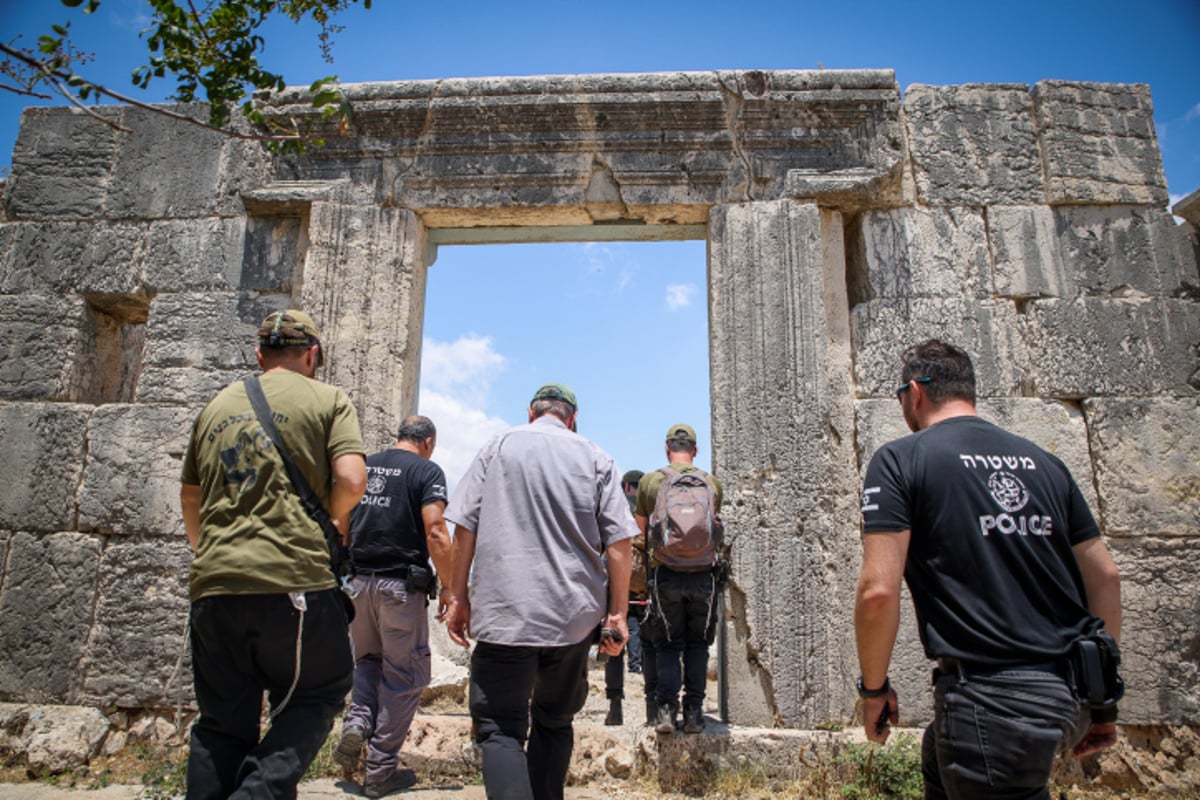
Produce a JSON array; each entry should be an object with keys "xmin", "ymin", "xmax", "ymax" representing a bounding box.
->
[
  {"xmin": 1066, "ymin": 629, "xmax": 1124, "ymax": 724},
  {"xmin": 405, "ymin": 564, "xmax": 437, "ymax": 598}
]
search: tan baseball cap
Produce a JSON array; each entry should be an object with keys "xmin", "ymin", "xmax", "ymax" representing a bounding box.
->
[
  {"xmin": 666, "ymin": 423, "xmax": 697, "ymax": 444},
  {"xmin": 258, "ymin": 309, "xmax": 324, "ymax": 367}
]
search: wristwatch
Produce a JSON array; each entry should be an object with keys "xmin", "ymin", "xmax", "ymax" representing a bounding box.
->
[{"xmin": 856, "ymin": 676, "xmax": 891, "ymax": 698}]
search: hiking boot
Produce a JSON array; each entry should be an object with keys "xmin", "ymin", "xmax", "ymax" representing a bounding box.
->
[
  {"xmin": 363, "ymin": 768, "xmax": 417, "ymax": 798},
  {"xmin": 645, "ymin": 698, "xmax": 657, "ymax": 726},
  {"xmin": 604, "ymin": 698, "xmax": 623, "ymax": 726},
  {"xmin": 654, "ymin": 704, "xmax": 676, "ymax": 734},
  {"xmin": 332, "ymin": 725, "xmax": 365, "ymax": 769},
  {"xmin": 683, "ymin": 706, "xmax": 705, "ymax": 734}
]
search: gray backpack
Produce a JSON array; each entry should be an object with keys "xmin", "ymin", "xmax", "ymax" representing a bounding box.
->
[{"xmin": 648, "ymin": 466, "xmax": 723, "ymax": 571}]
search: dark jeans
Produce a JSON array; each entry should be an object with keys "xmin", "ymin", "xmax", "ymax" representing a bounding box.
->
[
  {"xmin": 469, "ymin": 638, "xmax": 591, "ymax": 800},
  {"xmin": 923, "ymin": 668, "xmax": 1090, "ymax": 800},
  {"xmin": 650, "ymin": 567, "xmax": 719, "ymax": 712},
  {"xmin": 187, "ymin": 589, "xmax": 353, "ymax": 800}
]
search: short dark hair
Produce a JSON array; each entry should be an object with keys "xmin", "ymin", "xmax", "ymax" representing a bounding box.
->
[
  {"xmin": 900, "ymin": 339, "xmax": 976, "ymax": 404},
  {"xmin": 530, "ymin": 397, "xmax": 575, "ymax": 421},
  {"xmin": 397, "ymin": 415, "xmax": 436, "ymax": 444},
  {"xmin": 666, "ymin": 438, "xmax": 695, "ymax": 454}
]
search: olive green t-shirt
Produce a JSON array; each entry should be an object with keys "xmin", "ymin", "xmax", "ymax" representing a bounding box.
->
[
  {"xmin": 181, "ymin": 370, "xmax": 365, "ymax": 601},
  {"xmin": 635, "ymin": 464, "xmax": 723, "ymax": 567}
]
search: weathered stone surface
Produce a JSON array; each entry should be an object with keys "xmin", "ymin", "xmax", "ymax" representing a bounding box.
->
[
  {"xmin": 1084, "ymin": 398, "xmax": 1200, "ymax": 537},
  {"xmin": 268, "ymin": 71, "xmax": 904, "ymax": 225},
  {"xmin": 710, "ymin": 200, "xmax": 860, "ymax": 726},
  {"xmin": 0, "ymin": 222, "xmax": 141, "ymax": 295},
  {"xmin": 0, "ymin": 533, "xmax": 103, "ymax": 703},
  {"xmin": 143, "ymin": 217, "xmax": 248, "ymax": 293},
  {"xmin": 988, "ymin": 206, "xmax": 1069, "ymax": 298},
  {"xmin": 0, "ymin": 295, "xmax": 87, "ymax": 401},
  {"xmin": 850, "ymin": 298, "xmax": 1027, "ymax": 398},
  {"xmin": 904, "ymin": 84, "xmax": 1043, "ymax": 206},
  {"xmin": 0, "ymin": 703, "xmax": 110, "ymax": 775},
  {"xmin": 847, "ymin": 206, "xmax": 990, "ymax": 302},
  {"xmin": 79, "ymin": 539, "xmax": 194, "ymax": 708},
  {"xmin": 1054, "ymin": 206, "xmax": 1196, "ymax": 297},
  {"xmin": 1021, "ymin": 297, "xmax": 1200, "ymax": 397},
  {"xmin": 302, "ymin": 204, "xmax": 426, "ymax": 451},
  {"xmin": 1032, "ymin": 81, "xmax": 1168, "ymax": 206},
  {"xmin": 239, "ymin": 215, "xmax": 302, "ymax": 292},
  {"xmin": 0, "ymin": 403, "xmax": 92, "ymax": 532},
  {"xmin": 1106, "ymin": 536, "xmax": 1200, "ymax": 723},
  {"xmin": 77, "ymin": 405, "xmax": 197, "ymax": 536},
  {"xmin": 4, "ymin": 107, "xmax": 120, "ymax": 219},
  {"xmin": 136, "ymin": 291, "xmax": 290, "ymax": 404}
]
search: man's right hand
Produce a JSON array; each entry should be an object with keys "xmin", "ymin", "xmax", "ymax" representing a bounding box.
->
[
  {"xmin": 862, "ymin": 688, "xmax": 899, "ymax": 744},
  {"xmin": 445, "ymin": 594, "xmax": 472, "ymax": 648}
]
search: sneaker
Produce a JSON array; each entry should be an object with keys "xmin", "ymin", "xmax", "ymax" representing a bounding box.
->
[
  {"xmin": 363, "ymin": 768, "xmax": 417, "ymax": 798},
  {"xmin": 604, "ymin": 698, "xmax": 623, "ymax": 726},
  {"xmin": 654, "ymin": 704, "xmax": 676, "ymax": 735},
  {"xmin": 333, "ymin": 726, "xmax": 365, "ymax": 769},
  {"xmin": 683, "ymin": 706, "xmax": 705, "ymax": 734}
]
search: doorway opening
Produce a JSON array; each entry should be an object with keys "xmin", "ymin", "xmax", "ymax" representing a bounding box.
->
[{"xmin": 417, "ymin": 239, "xmax": 710, "ymax": 494}]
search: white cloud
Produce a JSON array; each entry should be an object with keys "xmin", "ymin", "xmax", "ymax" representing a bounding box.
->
[
  {"xmin": 418, "ymin": 390, "xmax": 510, "ymax": 496},
  {"xmin": 417, "ymin": 334, "xmax": 511, "ymax": 494},
  {"xmin": 1186, "ymin": 102, "xmax": 1200, "ymax": 123},
  {"xmin": 421, "ymin": 334, "xmax": 507, "ymax": 396},
  {"xmin": 665, "ymin": 282, "xmax": 698, "ymax": 311}
]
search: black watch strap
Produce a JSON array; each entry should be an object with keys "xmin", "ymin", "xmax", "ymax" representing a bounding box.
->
[{"xmin": 857, "ymin": 676, "xmax": 891, "ymax": 698}]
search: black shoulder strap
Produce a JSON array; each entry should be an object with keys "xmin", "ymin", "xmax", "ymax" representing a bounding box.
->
[{"xmin": 243, "ymin": 375, "xmax": 348, "ymax": 580}]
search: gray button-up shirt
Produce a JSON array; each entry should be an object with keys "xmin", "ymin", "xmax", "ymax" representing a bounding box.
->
[{"xmin": 445, "ymin": 414, "xmax": 638, "ymax": 647}]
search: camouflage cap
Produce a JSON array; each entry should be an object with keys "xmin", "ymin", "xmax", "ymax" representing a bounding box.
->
[
  {"xmin": 258, "ymin": 309, "xmax": 325, "ymax": 367},
  {"xmin": 531, "ymin": 382, "xmax": 577, "ymax": 410},
  {"xmin": 665, "ymin": 423, "xmax": 697, "ymax": 444}
]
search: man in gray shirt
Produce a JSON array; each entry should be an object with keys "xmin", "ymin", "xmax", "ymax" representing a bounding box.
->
[{"xmin": 443, "ymin": 383, "xmax": 636, "ymax": 800}]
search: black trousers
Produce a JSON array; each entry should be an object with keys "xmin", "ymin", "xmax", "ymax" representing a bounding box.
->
[
  {"xmin": 649, "ymin": 567, "xmax": 719, "ymax": 712},
  {"xmin": 468, "ymin": 638, "xmax": 591, "ymax": 800},
  {"xmin": 187, "ymin": 589, "xmax": 353, "ymax": 800}
]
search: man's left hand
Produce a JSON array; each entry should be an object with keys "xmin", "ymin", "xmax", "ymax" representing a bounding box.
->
[{"xmin": 599, "ymin": 612, "xmax": 628, "ymax": 657}]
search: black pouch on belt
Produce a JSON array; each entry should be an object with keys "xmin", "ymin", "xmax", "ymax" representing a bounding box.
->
[{"xmin": 1066, "ymin": 630, "xmax": 1125, "ymax": 723}]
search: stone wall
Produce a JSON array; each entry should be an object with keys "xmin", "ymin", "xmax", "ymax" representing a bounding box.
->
[{"xmin": 0, "ymin": 71, "xmax": 1196, "ymax": 730}]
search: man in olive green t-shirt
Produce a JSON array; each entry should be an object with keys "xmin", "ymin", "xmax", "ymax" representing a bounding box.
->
[{"xmin": 180, "ymin": 309, "xmax": 366, "ymax": 800}]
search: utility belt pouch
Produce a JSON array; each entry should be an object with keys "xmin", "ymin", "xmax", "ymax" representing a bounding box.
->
[
  {"xmin": 1067, "ymin": 630, "xmax": 1124, "ymax": 724},
  {"xmin": 405, "ymin": 564, "xmax": 436, "ymax": 597}
]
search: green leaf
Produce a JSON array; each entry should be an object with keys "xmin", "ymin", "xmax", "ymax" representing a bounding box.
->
[{"xmin": 60, "ymin": 0, "xmax": 87, "ymax": 7}]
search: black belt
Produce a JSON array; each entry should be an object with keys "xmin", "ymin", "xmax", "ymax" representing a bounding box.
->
[
  {"xmin": 937, "ymin": 657, "xmax": 1066, "ymax": 679},
  {"xmin": 354, "ymin": 565, "xmax": 416, "ymax": 578}
]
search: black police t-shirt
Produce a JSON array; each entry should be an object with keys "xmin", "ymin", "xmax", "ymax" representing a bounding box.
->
[
  {"xmin": 350, "ymin": 448, "xmax": 448, "ymax": 572},
  {"xmin": 861, "ymin": 415, "xmax": 1103, "ymax": 665}
]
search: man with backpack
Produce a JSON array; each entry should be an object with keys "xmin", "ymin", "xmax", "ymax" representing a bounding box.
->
[{"xmin": 635, "ymin": 424, "xmax": 724, "ymax": 735}]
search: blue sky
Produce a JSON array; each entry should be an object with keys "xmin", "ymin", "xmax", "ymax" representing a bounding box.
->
[{"xmin": 2, "ymin": 0, "xmax": 1197, "ymax": 487}]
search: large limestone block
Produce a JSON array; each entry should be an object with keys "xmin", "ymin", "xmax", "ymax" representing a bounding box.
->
[
  {"xmin": 301, "ymin": 204, "xmax": 427, "ymax": 451},
  {"xmin": 0, "ymin": 532, "xmax": 103, "ymax": 703},
  {"xmin": 4, "ymin": 107, "xmax": 120, "ymax": 219},
  {"xmin": 136, "ymin": 291, "xmax": 290, "ymax": 404},
  {"xmin": 104, "ymin": 106, "xmax": 273, "ymax": 220},
  {"xmin": 0, "ymin": 403, "xmax": 92, "ymax": 532},
  {"xmin": 904, "ymin": 84, "xmax": 1043, "ymax": 206},
  {"xmin": 709, "ymin": 200, "xmax": 860, "ymax": 726},
  {"xmin": 1084, "ymin": 398, "xmax": 1200, "ymax": 537},
  {"xmin": 850, "ymin": 298, "xmax": 1027, "ymax": 398},
  {"xmin": 77, "ymin": 404, "xmax": 198, "ymax": 536},
  {"xmin": 143, "ymin": 217, "xmax": 249, "ymax": 293},
  {"xmin": 0, "ymin": 703, "xmax": 111, "ymax": 775},
  {"xmin": 79, "ymin": 538, "xmax": 194, "ymax": 708},
  {"xmin": 1032, "ymin": 81, "xmax": 1168, "ymax": 206},
  {"xmin": 0, "ymin": 295, "xmax": 86, "ymax": 401},
  {"xmin": 0, "ymin": 221, "xmax": 142, "ymax": 295},
  {"xmin": 1106, "ymin": 536, "xmax": 1200, "ymax": 723},
  {"xmin": 1055, "ymin": 206, "xmax": 1195, "ymax": 298},
  {"xmin": 847, "ymin": 207, "xmax": 990, "ymax": 301},
  {"xmin": 987, "ymin": 206, "xmax": 1070, "ymax": 299},
  {"xmin": 1022, "ymin": 297, "xmax": 1200, "ymax": 397}
]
